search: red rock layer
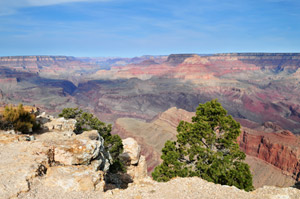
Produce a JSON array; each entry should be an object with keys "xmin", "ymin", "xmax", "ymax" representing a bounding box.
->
[{"xmin": 238, "ymin": 127, "xmax": 300, "ymax": 180}]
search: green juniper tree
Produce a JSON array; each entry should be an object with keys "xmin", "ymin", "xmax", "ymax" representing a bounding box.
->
[
  {"xmin": 59, "ymin": 108, "xmax": 125, "ymax": 173},
  {"xmin": 152, "ymin": 99, "xmax": 254, "ymax": 191}
]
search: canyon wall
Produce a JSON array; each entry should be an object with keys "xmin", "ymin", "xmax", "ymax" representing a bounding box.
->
[{"xmin": 238, "ymin": 127, "xmax": 300, "ymax": 180}]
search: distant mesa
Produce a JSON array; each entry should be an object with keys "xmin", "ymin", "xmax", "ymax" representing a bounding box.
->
[
  {"xmin": 166, "ymin": 54, "xmax": 198, "ymax": 66},
  {"xmin": 133, "ymin": 59, "xmax": 158, "ymax": 66}
]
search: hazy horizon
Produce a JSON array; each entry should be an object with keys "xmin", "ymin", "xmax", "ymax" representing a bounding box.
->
[{"xmin": 2, "ymin": 52, "xmax": 300, "ymax": 58}]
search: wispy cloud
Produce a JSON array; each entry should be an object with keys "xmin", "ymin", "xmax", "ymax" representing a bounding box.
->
[{"xmin": 0, "ymin": 0, "xmax": 109, "ymax": 16}]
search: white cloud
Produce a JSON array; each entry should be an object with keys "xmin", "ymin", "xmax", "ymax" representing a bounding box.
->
[{"xmin": 0, "ymin": 0, "xmax": 109, "ymax": 16}]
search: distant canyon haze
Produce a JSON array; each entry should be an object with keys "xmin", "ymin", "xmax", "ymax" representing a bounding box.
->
[{"xmin": 1, "ymin": 53, "xmax": 300, "ymax": 134}]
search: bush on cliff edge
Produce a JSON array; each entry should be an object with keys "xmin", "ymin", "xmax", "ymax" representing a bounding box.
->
[
  {"xmin": 152, "ymin": 99, "xmax": 254, "ymax": 191},
  {"xmin": 0, "ymin": 104, "xmax": 39, "ymax": 133},
  {"xmin": 59, "ymin": 108, "xmax": 125, "ymax": 173}
]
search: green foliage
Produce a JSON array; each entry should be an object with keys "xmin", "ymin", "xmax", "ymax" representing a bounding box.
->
[
  {"xmin": 152, "ymin": 99, "xmax": 254, "ymax": 191},
  {"xmin": 59, "ymin": 108, "xmax": 125, "ymax": 173},
  {"xmin": 0, "ymin": 115, "xmax": 13, "ymax": 130},
  {"xmin": 58, "ymin": 107, "xmax": 82, "ymax": 119},
  {"xmin": 0, "ymin": 104, "xmax": 39, "ymax": 134}
]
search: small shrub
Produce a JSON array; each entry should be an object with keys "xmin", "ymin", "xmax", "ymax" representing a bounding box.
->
[
  {"xmin": 0, "ymin": 104, "xmax": 39, "ymax": 134},
  {"xmin": 0, "ymin": 115, "xmax": 13, "ymax": 130}
]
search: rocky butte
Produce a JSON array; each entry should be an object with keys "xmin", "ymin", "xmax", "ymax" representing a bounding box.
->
[{"xmin": 0, "ymin": 112, "xmax": 300, "ymax": 199}]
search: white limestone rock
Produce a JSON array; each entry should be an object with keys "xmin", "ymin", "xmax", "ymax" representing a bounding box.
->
[{"xmin": 120, "ymin": 137, "xmax": 141, "ymax": 165}]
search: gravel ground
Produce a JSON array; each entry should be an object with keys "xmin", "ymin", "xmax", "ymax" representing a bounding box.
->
[{"xmin": 17, "ymin": 177, "xmax": 300, "ymax": 199}]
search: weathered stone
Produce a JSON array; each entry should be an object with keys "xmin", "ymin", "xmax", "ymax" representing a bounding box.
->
[
  {"xmin": 0, "ymin": 135, "xmax": 50, "ymax": 198},
  {"xmin": 0, "ymin": 133, "xmax": 35, "ymax": 144},
  {"xmin": 36, "ymin": 112, "xmax": 53, "ymax": 124},
  {"xmin": 126, "ymin": 155, "xmax": 148, "ymax": 182},
  {"xmin": 77, "ymin": 130, "xmax": 100, "ymax": 141},
  {"xmin": 120, "ymin": 138, "xmax": 141, "ymax": 165},
  {"xmin": 53, "ymin": 138, "xmax": 101, "ymax": 165},
  {"xmin": 37, "ymin": 113, "xmax": 77, "ymax": 132},
  {"xmin": 37, "ymin": 130, "xmax": 110, "ymax": 171},
  {"xmin": 0, "ymin": 120, "xmax": 112, "ymax": 198},
  {"xmin": 44, "ymin": 166, "xmax": 105, "ymax": 191}
]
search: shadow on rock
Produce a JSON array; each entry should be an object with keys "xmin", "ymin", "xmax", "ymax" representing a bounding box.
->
[{"xmin": 104, "ymin": 172, "xmax": 134, "ymax": 191}]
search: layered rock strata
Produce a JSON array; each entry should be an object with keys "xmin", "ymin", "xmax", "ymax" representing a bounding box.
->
[{"xmin": 238, "ymin": 127, "xmax": 300, "ymax": 181}]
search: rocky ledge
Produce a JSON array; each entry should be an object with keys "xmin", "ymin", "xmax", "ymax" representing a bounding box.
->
[
  {"xmin": 1, "ymin": 113, "xmax": 300, "ymax": 199},
  {"xmin": 0, "ymin": 113, "xmax": 147, "ymax": 199},
  {"xmin": 17, "ymin": 176, "xmax": 300, "ymax": 199}
]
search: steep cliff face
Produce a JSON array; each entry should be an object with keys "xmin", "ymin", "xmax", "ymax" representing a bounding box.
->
[
  {"xmin": 216, "ymin": 53, "xmax": 300, "ymax": 73},
  {"xmin": 238, "ymin": 127, "xmax": 300, "ymax": 180}
]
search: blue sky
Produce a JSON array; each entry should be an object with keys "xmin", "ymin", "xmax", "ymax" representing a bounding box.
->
[{"xmin": 0, "ymin": 0, "xmax": 299, "ymax": 57}]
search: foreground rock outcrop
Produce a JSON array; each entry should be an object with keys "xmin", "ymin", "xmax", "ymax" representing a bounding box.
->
[
  {"xmin": 0, "ymin": 114, "xmax": 109, "ymax": 198},
  {"xmin": 0, "ymin": 133, "xmax": 107, "ymax": 198},
  {"xmin": 0, "ymin": 114, "xmax": 148, "ymax": 198}
]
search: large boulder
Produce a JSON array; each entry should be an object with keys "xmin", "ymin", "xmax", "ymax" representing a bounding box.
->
[
  {"xmin": 37, "ymin": 112, "xmax": 77, "ymax": 132},
  {"xmin": 120, "ymin": 137, "xmax": 141, "ymax": 165},
  {"xmin": 126, "ymin": 155, "xmax": 148, "ymax": 182},
  {"xmin": 120, "ymin": 137, "xmax": 148, "ymax": 183},
  {"xmin": 37, "ymin": 130, "xmax": 111, "ymax": 172}
]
